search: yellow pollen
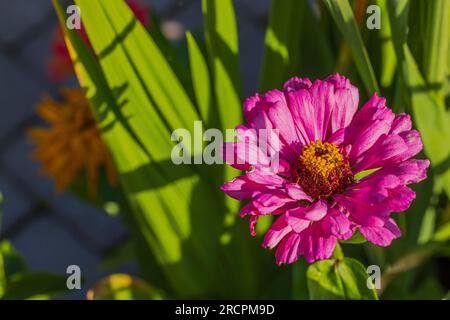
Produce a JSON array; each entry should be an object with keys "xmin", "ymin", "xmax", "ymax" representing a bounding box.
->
[
  {"xmin": 293, "ymin": 140, "xmax": 353, "ymax": 199},
  {"xmin": 299, "ymin": 141, "xmax": 344, "ymax": 179}
]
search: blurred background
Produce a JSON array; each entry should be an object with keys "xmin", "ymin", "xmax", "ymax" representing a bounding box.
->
[
  {"xmin": 0, "ymin": 0, "xmax": 449, "ymax": 300},
  {"xmin": 0, "ymin": 0, "xmax": 272, "ymax": 299}
]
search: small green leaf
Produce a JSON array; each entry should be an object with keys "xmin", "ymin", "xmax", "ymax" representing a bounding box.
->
[
  {"xmin": 340, "ymin": 230, "xmax": 367, "ymax": 244},
  {"xmin": 337, "ymin": 258, "xmax": 378, "ymax": 300},
  {"xmin": 0, "ymin": 241, "xmax": 26, "ymax": 279},
  {"xmin": 307, "ymin": 259, "xmax": 345, "ymax": 299},
  {"xmin": 87, "ymin": 274, "xmax": 163, "ymax": 300},
  {"xmin": 354, "ymin": 167, "xmax": 381, "ymax": 180},
  {"xmin": 2, "ymin": 272, "xmax": 67, "ymax": 300},
  {"xmin": 307, "ymin": 258, "xmax": 378, "ymax": 300}
]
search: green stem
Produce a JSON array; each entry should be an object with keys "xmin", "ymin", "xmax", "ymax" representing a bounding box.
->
[{"xmin": 332, "ymin": 242, "xmax": 344, "ymax": 261}]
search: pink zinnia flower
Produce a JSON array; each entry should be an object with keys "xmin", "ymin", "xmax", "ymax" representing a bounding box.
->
[{"xmin": 221, "ymin": 74, "xmax": 429, "ymax": 265}]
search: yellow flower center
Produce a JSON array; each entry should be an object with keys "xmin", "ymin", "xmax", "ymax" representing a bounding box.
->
[{"xmin": 292, "ymin": 141, "xmax": 353, "ymax": 199}]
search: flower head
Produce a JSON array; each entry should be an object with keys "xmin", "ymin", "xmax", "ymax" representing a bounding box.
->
[
  {"xmin": 28, "ymin": 88, "xmax": 117, "ymax": 196},
  {"xmin": 221, "ymin": 74, "xmax": 429, "ymax": 265},
  {"xmin": 48, "ymin": 0, "xmax": 151, "ymax": 81}
]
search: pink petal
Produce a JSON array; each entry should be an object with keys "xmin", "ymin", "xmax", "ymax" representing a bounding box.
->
[
  {"xmin": 284, "ymin": 87, "xmax": 316, "ymax": 144},
  {"xmin": 309, "ymin": 79, "xmax": 336, "ymax": 141},
  {"xmin": 359, "ymin": 218, "xmax": 401, "ymax": 246},
  {"xmin": 285, "ymin": 212, "xmax": 310, "ymax": 233},
  {"xmin": 285, "ymin": 183, "xmax": 312, "ymax": 201},
  {"xmin": 299, "ymin": 226, "xmax": 337, "ymax": 263},
  {"xmin": 353, "ymin": 134, "xmax": 408, "ymax": 172},
  {"xmin": 275, "ymin": 232, "xmax": 302, "ymax": 265},
  {"xmin": 221, "ymin": 170, "xmax": 286, "ymax": 201},
  {"xmin": 325, "ymin": 74, "xmax": 359, "ymax": 134},
  {"xmin": 263, "ymin": 215, "xmax": 292, "ymax": 249},
  {"xmin": 253, "ymin": 190, "xmax": 297, "ymax": 215},
  {"xmin": 266, "ymin": 99, "xmax": 302, "ymax": 153},
  {"xmin": 321, "ymin": 208, "xmax": 351, "ymax": 239},
  {"xmin": 283, "ymin": 77, "xmax": 312, "ymax": 92},
  {"xmin": 390, "ymin": 113, "xmax": 412, "ymax": 134}
]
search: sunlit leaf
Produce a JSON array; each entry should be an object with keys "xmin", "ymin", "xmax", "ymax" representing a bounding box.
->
[
  {"xmin": 87, "ymin": 274, "xmax": 163, "ymax": 300},
  {"xmin": 186, "ymin": 31, "xmax": 211, "ymax": 125},
  {"xmin": 260, "ymin": 0, "xmax": 304, "ymax": 91},
  {"xmin": 323, "ymin": 0, "xmax": 379, "ymax": 94},
  {"xmin": 307, "ymin": 258, "xmax": 378, "ymax": 300}
]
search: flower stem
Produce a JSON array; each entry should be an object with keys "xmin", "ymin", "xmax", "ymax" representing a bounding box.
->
[{"xmin": 332, "ymin": 242, "xmax": 344, "ymax": 261}]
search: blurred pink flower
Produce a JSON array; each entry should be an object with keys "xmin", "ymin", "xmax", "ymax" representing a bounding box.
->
[
  {"xmin": 221, "ymin": 74, "xmax": 429, "ymax": 265},
  {"xmin": 48, "ymin": 0, "xmax": 151, "ymax": 81}
]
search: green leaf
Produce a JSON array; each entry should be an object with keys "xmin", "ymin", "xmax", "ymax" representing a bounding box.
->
[
  {"xmin": 377, "ymin": 0, "xmax": 397, "ymax": 88},
  {"xmin": 87, "ymin": 274, "xmax": 164, "ymax": 300},
  {"xmin": 387, "ymin": 0, "xmax": 450, "ymax": 198},
  {"xmin": 340, "ymin": 230, "xmax": 367, "ymax": 244},
  {"xmin": 337, "ymin": 258, "xmax": 378, "ymax": 300},
  {"xmin": 354, "ymin": 167, "xmax": 381, "ymax": 180},
  {"xmin": 433, "ymin": 222, "xmax": 450, "ymax": 242},
  {"xmin": 0, "ymin": 249, "xmax": 4, "ymax": 299},
  {"xmin": 307, "ymin": 259, "xmax": 345, "ymax": 299},
  {"xmin": 259, "ymin": 0, "xmax": 305, "ymax": 91},
  {"xmin": 0, "ymin": 241, "xmax": 26, "ymax": 280},
  {"xmin": 2, "ymin": 272, "xmax": 67, "ymax": 300},
  {"xmin": 1, "ymin": 240, "xmax": 28, "ymax": 298},
  {"xmin": 186, "ymin": 31, "xmax": 211, "ymax": 125},
  {"xmin": 202, "ymin": 0, "xmax": 262, "ymax": 297},
  {"xmin": 307, "ymin": 258, "xmax": 378, "ymax": 300},
  {"xmin": 421, "ymin": 0, "xmax": 449, "ymax": 96},
  {"xmin": 202, "ymin": 0, "xmax": 242, "ymax": 130},
  {"xmin": 323, "ymin": 0, "xmax": 379, "ymax": 95},
  {"xmin": 54, "ymin": 0, "xmax": 224, "ymax": 297}
]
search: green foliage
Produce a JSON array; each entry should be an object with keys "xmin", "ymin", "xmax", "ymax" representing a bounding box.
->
[
  {"xmin": 323, "ymin": 0, "xmax": 379, "ymax": 94},
  {"xmin": 45, "ymin": 0, "xmax": 450, "ymax": 300},
  {"xmin": 0, "ymin": 240, "xmax": 66, "ymax": 300},
  {"xmin": 340, "ymin": 230, "xmax": 367, "ymax": 245},
  {"xmin": 307, "ymin": 258, "xmax": 378, "ymax": 300},
  {"xmin": 87, "ymin": 274, "xmax": 163, "ymax": 300}
]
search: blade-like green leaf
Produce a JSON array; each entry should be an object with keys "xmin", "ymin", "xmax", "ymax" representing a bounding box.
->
[
  {"xmin": 323, "ymin": 0, "xmax": 380, "ymax": 94},
  {"xmin": 387, "ymin": 0, "xmax": 450, "ymax": 198},
  {"xmin": 260, "ymin": 0, "xmax": 305, "ymax": 91},
  {"xmin": 186, "ymin": 31, "xmax": 211, "ymax": 125},
  {"xmin": 377, "ymin": 0, "xmax": 397, "ymax": 88},
  {"xmin": 54, "ymin": 0, "xmax": 224, "ymax": 297},
  {"xmin": 202, "ymin": 0, "xmax": 264, "ymax": 298},
  {"xmin": 421, "ymin": 0, "xmax": 449, "ymax": 96},
  {"xmin": 202, "ymin": 0, "xmax": 242, "ymax": 130}
]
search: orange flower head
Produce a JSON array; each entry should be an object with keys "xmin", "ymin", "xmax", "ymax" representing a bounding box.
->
[{"xmin": 28, "ymin": 88, "xmax": 117, "ymax": 196}]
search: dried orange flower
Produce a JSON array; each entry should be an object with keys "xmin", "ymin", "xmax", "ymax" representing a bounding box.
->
[{"xmin": 28, "ymin": 88, "xmax": 117, "ymax": 196}]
